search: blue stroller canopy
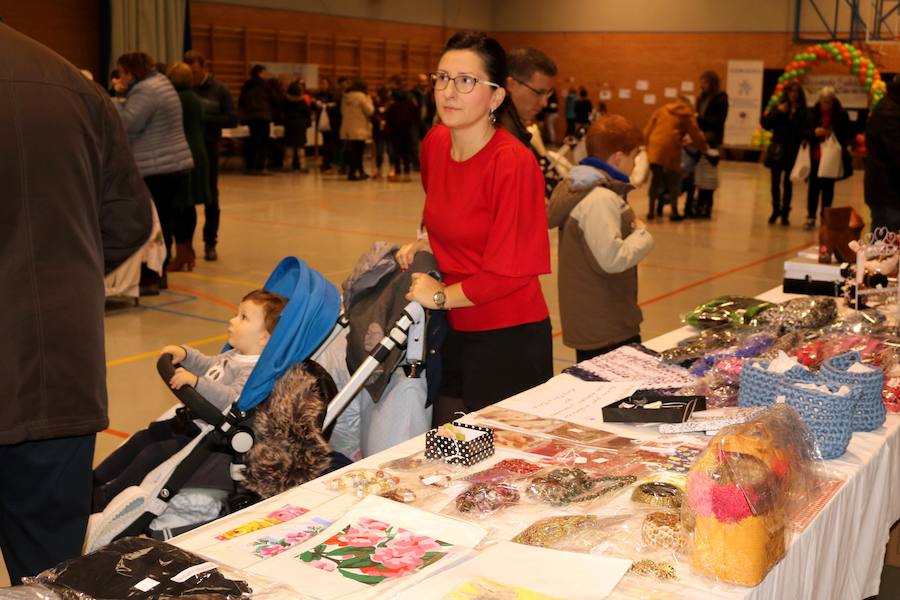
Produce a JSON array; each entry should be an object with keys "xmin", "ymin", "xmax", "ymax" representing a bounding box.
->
[{"xmin": 236, "ymin": 257, "xmax": 341, "ymax": 411}]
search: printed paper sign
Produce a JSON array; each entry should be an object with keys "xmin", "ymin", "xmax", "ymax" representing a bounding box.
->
[{"xmin": 618, "ymin": 89, "xmax": 631, "ymax": 99}]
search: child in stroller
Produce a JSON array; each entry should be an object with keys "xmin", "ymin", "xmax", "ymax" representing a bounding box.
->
[{"xmin": 92, "ymin": 289, "xmax": 287, "ymax": 512}]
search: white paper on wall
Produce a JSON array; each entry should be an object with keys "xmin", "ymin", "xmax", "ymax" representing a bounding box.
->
[
  {"xmin": 635, "ymin": 80, "xmax": 649, "ymax": 90},
  {"xmin": 681, "ymin": 80, "xmax": 695, "ymax": 92},
  {"xmin": 664, "ymin": 87, "xmax": 678, "ymax": 98},
  {"xmin": 643, "ymin": 94, "xmax": 657, "ymax": 105},
  {"xmin": 618, "ymin": 89, "xmax": 631, "ymax": 99}
]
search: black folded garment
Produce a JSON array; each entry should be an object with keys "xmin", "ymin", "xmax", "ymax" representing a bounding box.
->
[{"xmin": 28, "ymin": 537, "xmax": 250, "ymax": 600}]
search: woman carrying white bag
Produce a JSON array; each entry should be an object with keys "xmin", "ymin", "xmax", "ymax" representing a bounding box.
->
[{"xmin": 801, "ymin": 87, "xmax": 853, "ymax": 230}]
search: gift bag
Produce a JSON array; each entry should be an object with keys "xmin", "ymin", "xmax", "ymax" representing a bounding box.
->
[
  {"xmin": 817, "ymin": 134, "xmax": 843, "ymax": 179},
  {"xmin": 317, "ymin": 109, "xmax": 331, "ymax": 133},
  {"xmin": 789, "ymin": 141, "xmax": 810, "ymax": 182}
]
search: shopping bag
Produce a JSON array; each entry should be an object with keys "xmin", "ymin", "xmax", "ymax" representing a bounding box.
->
[
  {"xmin": 817, "ymin": 134, "xmax": 843, "ymax": 179},
  {"xmin": 317, "ymin": 108, "xmax": 331, "ymax": 133},
  {"xmin": 790, "ymin": 141, "xmax": 810, "ymax": 182}
]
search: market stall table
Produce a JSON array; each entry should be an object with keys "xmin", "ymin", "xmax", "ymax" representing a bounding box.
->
[{"xmin": 172, "ymin": 286, "xmax": 900, "ymax": 599}]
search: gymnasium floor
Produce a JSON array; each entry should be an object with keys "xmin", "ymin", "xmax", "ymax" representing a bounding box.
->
[{"xmin": 7, "ymin": 159, "xmax": 898, "ymax": 592}]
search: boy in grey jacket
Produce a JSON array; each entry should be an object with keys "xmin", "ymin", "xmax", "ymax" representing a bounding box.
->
[
  {"xmin": 93, "ymin": 289, "xmax": 286, "ymax": 511},
  {"xmin": 548, "ymin": 115, "xmax": 653, "ymax": 363}
]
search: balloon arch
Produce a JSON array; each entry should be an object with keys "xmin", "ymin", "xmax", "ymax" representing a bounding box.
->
[{"xmin": 764, "ymin": 41, "xmax": 886, "ymax": 115}]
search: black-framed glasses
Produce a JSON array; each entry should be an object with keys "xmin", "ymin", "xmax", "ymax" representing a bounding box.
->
[
  {"xmin": 430, "ymin": 72, "xmax": 499, "ymax": 94},
  {"xmin": 512, "ymin": 77, "xmax": 553, "ymax": 98}
]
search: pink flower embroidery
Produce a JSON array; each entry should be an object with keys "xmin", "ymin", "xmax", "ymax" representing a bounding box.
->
[
  {"xmin": 370, "ymin": 532, "xmax": 441, "ymax": 571},
  {"xmin": 336, "ymin": 525, "xmax": 388, "ymax": 548},
  {"xmin": 285, "ymin": 529, "xmax": 316, "ymax": 545},
  {"xmin": 267, "ymin": 505, "xmax": 307, "ymax": 522},
  {"xmin": 258, "ymin": 544, "xmax": 288, "ymax": 557},
  {"xmin": 309, "ymin": 559, "xmax": 336, "ymax": 572},
  {"xmin": 357, "ymin": 517, "xmax": 391, "ymax": 531}
]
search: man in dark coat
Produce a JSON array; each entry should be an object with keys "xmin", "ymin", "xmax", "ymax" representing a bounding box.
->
[
  {"xmin": 865, "ymin": 75, "xmax": 900, "ymax": 231},
  {"xmin": 239, "ymin": 64, "xmax": 273, "ymax": 173},
  {"xmin": 0, "ymin": 23, "xmax": 152, "ymax": 583},
  {"xmin": 184, "ymin": 50, "xmax": 238, "ymax": 261}
]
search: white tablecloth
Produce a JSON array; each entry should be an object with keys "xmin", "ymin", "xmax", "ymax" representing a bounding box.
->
[{"xmin": 173, "ymin": 286, "xmax": 900, "ymax": 599}]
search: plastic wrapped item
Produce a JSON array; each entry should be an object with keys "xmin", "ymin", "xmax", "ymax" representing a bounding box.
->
[
  {"xmin": 526, "ymin": 468, "xmax": 636, "ymax": 506},
  {"xmin": 328, "ymin": 469, "xmax": 400, "ymax": 497},
  {"xmin": 884, "ymin": 376, "xmax": 900, "ymax": 413},
  {"xmin": 793, "ymin": 333, "xmax": 885, "ymax": 369},
  {"xmin": 686, "ymin": 334, "xmax": 775, "ymax": 378},
  {"xmin": 683, "ymin": 296, "xmax": 775, "ymax": 330},
  {"xmin": 24, "ymin": 537, "xmax": 253, "ymax": 599},
  {"xmin": 512, "ymin": 514, "xmax": 632, "ymax": 552},
  {"xmin": 821, "ymin": 308, "xmax": 887, "ymax": 335},
  {"xmin": 454, "ymin": 482, "xmax": 520, "ymax": 515},
  {"xmin": 659, "ymin": 326, "xmax": 744, "ymax": 365},
  {"xmin": 641, "ymin": 511, "xmax": 687, "ymax": 553},
  {"xmin": 759, "ymin": 330, "xmax": 810, "ymax": 360},
  {"xmin": 464, "ymin": 458, "xmax": 543, "ymax": 484},
  {"xmin": 750, "ymin": 296, "xmax": 838, "ymax": 334},
  {"xmin": 631, "ymin": 477, "xmax": 686, "ymax": 509},
  {"xmin": 684, "ymin": 405, "xmax": 819, "ymax": 586},
  {"xmin": 0, "ymin": 586, "xmax": 63, "ymax": 600}
]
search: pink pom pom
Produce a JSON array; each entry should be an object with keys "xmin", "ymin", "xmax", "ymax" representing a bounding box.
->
[{"xmin": 711, "ymin": 484, "xmax": 756, "ymax": 523}]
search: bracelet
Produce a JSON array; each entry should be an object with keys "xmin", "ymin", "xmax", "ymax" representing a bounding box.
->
[
  {"xmin": 641, "ymin": 511, "xmax": 687, "ymax": 553},
  {"xmin": 631, "ymin": 481, "xmax": 684, "ymax": 509}
]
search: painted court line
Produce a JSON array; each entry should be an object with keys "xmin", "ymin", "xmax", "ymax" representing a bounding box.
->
[
  {"xmin": 170, "ymin": 271, "xmax": 263, "ymax": 288},
  {"xmin": 105, "ymin": 334, "xmax": 228, "ymax": 367},
  {"xmin": 167, "ymin": 283, "xmax": 239, "ymax": 311}
]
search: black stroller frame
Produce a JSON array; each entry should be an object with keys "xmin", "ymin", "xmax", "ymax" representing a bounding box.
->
[{"xmin": 85, "ymin": 302, "xmax": 426, "ymax": 552}]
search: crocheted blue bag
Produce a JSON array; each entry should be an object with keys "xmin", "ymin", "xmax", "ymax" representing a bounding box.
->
[
  {"xmin": 738, "ymin": 359, "xmax": 815, "ymax": 408},
  {"xmin": 820, "ymin": 351, "xmax": 886, "ymax": 432},
  {"xmin": 778, "ymin": 379, "xmax": 855, "ymax": 460}
]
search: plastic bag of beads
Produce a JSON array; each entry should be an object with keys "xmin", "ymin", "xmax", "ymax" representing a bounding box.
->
[
  {"xmin": 883, "ymin": 376, "xmax": 900, "ymax": 413},
  {"xmin": 793, "ymin": 333, "xmax": 885, "ymax": 368},
  {"xmin": 687, "ymin": 334, "xmax": 774, "ymax": 377},
  {"xmin": 682, "ymin": 296, "xmax": 775, "ymax": 330},
  {"xmin": 750, "ymin": 296, "xmax": 838, "ymax": 334},
  {"xmin": 821, "ymin": 308, "xmax": 887, "ymax": 336},
  {"xmin": 659, "ymin": 325, "xmax": 744, "ymax": 366},
  {"xmin": 453, "ymin": 481, "xmax": 520, "ymax": 516},
  {"xmin": 512, "ymin": 514, "xmax": 633, "ymax": 553},
  {"xmin": 327, "ymin": 469, "xmax": 399, "ymax": 498},
  {"xmin": 683, "ymin": 405, "xmax": 820, "ymax": 586},
  {"xmin": 525, "ymin": 468, "xmax": 636, "ymax": 506}
]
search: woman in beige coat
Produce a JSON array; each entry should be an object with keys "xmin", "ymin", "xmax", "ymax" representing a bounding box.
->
[{"xmin": 340, "ymin": 79, "xmax": 375, "ymax": 180}]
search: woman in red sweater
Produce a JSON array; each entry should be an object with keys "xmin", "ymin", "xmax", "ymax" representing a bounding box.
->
[{"xmin": 396, "ymin": 32, "xmax": 552, "ymax": 422}]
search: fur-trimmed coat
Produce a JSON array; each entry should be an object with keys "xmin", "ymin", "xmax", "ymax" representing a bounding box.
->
[{"xmin": 243, "ymin": 361, "xmax": 334, "ymax": 498}]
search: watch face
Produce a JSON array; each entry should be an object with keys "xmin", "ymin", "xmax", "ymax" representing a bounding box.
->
[{"xmin": 434, "ymin": 290, "xmax": 446, "ymax": 306}]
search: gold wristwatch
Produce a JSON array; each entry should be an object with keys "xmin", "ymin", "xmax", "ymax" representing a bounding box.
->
[{"xmin": 433, "ymin": 287, "xmax": 447, "ymax": 309}]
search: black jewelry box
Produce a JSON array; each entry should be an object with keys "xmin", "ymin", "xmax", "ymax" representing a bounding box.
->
[
  {"xmin": 601, "ymin": 395, "xmax": 705, "ymax": 424},
  {"xmin": 425, "ymin": 421, "xmax": 495, "ymax": 466}
]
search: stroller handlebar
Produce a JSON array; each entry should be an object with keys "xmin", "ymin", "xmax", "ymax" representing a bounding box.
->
[{"xmin": 156, "ymin": 354, "xmax": 228, "ymax": 428}]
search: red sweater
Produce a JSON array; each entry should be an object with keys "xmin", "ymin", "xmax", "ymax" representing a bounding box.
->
[{"xmin": 421, "ymin": 125, "xmax": 550, "ymax": 331}]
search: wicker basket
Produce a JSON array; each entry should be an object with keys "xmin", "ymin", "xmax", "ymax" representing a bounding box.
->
[
  {"xmin": 778, "ymin": 380, "xmax": 855, "ymax": 459},
  {"xmin": 821, "ymin": 351, "xmax": 886, "ymax": 432},
  {"xmin": 738, "ymin": 360, "xmax": 814, "ymax": 408}
]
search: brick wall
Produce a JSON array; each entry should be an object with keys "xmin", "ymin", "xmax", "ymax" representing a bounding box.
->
[{"xmin": 1, "ymin": 0, "xmax": 100, "ymax": 77}]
